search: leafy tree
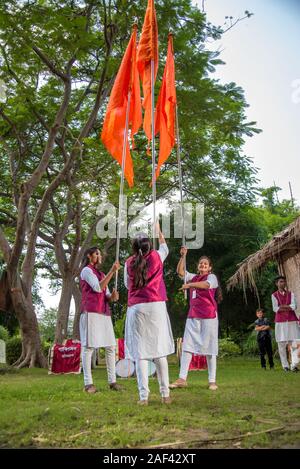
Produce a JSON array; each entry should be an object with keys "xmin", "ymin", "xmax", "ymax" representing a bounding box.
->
[
  {"xmin": 38, "ymin": 307, "xmax": 57, "ymax": 343},
  {"xmin": 0, "ymin": 0, "xmax": 260, "ymax": 365}
]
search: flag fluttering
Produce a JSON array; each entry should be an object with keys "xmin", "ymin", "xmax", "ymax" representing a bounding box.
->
[
  {"xmin": 137, "ymin": 0, "xmax": 159, "ymax": 142},
  {"xmin": 101, "ymin": 26, "xmax": 142, "ymax": 187},
  {"xmin": 154, "ymin": 33, "xmax": 176, "ymax": 180}
]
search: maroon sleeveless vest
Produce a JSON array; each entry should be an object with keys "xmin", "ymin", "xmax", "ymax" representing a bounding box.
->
[
  {"xmin": 126, "ymin": 250, "xmax": 167, "ymax": 306},
  {"xmin": 80, "ymin": 265, "xmax": 111, "ymax": 315},
  {"xmin": 273, "ymin": 290, "xmax": 297, "ymax": 323},
  {"xmin": 188, "ymin": 274, "xmax": 217, "ymax": 319}
]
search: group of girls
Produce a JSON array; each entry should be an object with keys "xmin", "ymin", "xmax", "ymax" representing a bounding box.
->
[{"xmin": 79, "ymin": 223, "xmax": 221, "ymax": 405}]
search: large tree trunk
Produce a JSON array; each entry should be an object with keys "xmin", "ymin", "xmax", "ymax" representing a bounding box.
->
[
  {"xmin": 72, "ymin": 281, "xmax": 81, "ymax": 340},
  {"xmin": 7, "ymin": 269, "xmax": 47, "ymax": 368},
  {"xmin": 54, "ymin": 273, "xmax": 74, "ymax": 344}
]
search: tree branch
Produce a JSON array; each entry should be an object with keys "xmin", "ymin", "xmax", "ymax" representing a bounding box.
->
[
  {"xmin": 36, "ymin": 263, "xmax": 61, "ymax": 279},
  {"xmin": 0, "ymin": 226, "xmax": 11, "ymax": 263},
  {"xmin": 37, "ymin": 230, "xmax": 55, "ymax": 245},
  {"xmin": 32, "ymin": 46, "xmax": 69, "ymax": 82},
  {"xmin": 11, "ymin": 65, "xmax": 73, "ymax": 273}
]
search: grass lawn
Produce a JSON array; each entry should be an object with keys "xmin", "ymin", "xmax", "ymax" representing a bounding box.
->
[{"xmin": 0, "ymin": 357, "xmax": 299, "ymax": 449}]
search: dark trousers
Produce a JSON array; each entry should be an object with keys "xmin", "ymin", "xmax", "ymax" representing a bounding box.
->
[{"xmin": 258, "ymin": 336, "xmax": 274, "ymax": 368}]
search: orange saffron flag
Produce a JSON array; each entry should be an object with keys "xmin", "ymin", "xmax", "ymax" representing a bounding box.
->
[
  {"xmin": 101, "ymin": 27, "xmax": 142, "ymax": 188},
  {"xmin": 137, "ymin": 0, "xmax": 159, "ymax": 142},
  {"xmin": 154, "ymin": 34, "xmax": 176, "ymax": 180}
]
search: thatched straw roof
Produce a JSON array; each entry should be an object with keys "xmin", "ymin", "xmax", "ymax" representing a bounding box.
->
[{"xmin": 227, "ymin": 216, "xmax": 300, "ymax": 292}]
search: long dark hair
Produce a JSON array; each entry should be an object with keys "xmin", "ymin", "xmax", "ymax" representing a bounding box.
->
[
  {"xmin": 197, "ymin": 255, "xmax": 223, "ymax": 304},
  {"xmin": 131, "ymin": 236, "xmax": 152, "ymax": 289},
  {"xmin": 80, "ymin": 246, "xmax": 101, "ymax": 271}
]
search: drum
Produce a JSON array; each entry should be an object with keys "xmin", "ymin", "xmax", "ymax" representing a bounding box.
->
[
  {"xmin": 148, "ymin": 360, "xmax": 156, "ymax": 377},
  {"xmin": 116, "ymin": 358, "xmax": 135, "ymax": 378}
]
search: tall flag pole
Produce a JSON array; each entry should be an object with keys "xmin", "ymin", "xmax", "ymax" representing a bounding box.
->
[
  {"xmin": 114, "ymin": 91, "xmax": 131, "ymax": 289},
  {"xmin": 155, "ymin": 33, "xmax": 187, "ymax": 298},
  {"xmin": 175, "ymin": 102, "xmax": 187, "ymax": 299},
  {"xmin": 101, "ymin": 25, "xmax": 142, "ymax": 288},
  {"xmin": 151, "ymin": 58, "xmax": 156, "ymax": 247},
  {"xmin": 137, "ymin": 0, "xmax": 158, "ymax": 247}
]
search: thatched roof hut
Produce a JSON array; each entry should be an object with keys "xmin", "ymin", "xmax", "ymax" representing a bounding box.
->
[{"xmin": 227, "ymin": 216, "xmax": 300, "ymax": 313}]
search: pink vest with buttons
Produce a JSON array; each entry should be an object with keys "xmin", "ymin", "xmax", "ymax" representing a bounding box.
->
[
  {"xmin": 80, "ymin": 265, "xmax": 111, "ymax": 315},
  {"xmin": 188, "ymin": 274, "xmax": 217, "ymax": 319},
  {"xmin": 126, "ymin": 250, "xmax": 168, "ymax": 306},
  {"xmin": 273, "ymin": 290, "xmax": 298, "ymax": 323}
]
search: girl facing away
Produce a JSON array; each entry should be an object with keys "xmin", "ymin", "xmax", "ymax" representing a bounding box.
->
[{"xmin": 124, "ymin": 223, "xmax": 175, "ymax": 405}]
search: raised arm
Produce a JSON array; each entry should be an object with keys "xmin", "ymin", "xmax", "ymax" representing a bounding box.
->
[
  {"xmin": 99, "ymin": 261, "xmax": 120, "ymax": 291},
  {"xmin": 156, "ymin": 221, "xmax": 166, "ymax": 245},
  {"xmin": 177, "ymin": 246, "xmax": 187, "ymax": 278}
]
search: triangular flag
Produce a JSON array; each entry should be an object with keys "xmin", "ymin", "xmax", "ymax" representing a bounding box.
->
[{"xmin": 101, "ymin": 27, "xmax": 142, "ymax": 187}]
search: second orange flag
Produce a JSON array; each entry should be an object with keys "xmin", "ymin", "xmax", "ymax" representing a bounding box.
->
[
  {"xmin": 101, "ymin": 27, "xmax": 142, "ymax": 188},
  {"xmin": 137, "ymin": 0, "xmax": 159, "ymax": 143},
  {"xmin": 154, "ymin": 34, "xmax": 177, "ymax": 181}
]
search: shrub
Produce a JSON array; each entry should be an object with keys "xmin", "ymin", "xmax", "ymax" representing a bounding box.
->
[
  {"xmin": 42, "ymin": 341, "xmax": 52, "ymax": 360},
  {"xmin": 0, "ymin": 325, "xmax": 9, "ymax": 342},
  {"xmin": 242, "ymin": 330, "xmax": 278, "ymax": 356},
  {"xmin": 218, "ymin": 337, "xmax": 242, "ymax": 358},
  {"xmin": 5, "ymin": 337, "xmax": 59, "ymax": 366},
  {"xmin": 242, "ymin": 330, "xmax": 259, "ymax": 355},
  {"xmin": 6, "ymin": 336, "xmax": 22, "ymax": 365}
]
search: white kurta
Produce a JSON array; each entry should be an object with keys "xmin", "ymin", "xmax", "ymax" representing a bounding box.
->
[
  {"xmin": 272, "ymin": 291, "xmax": 300, "ymax": 342},
  {"xmin": 124, "ymin": 243, "xmax": 175, "ymax": 360},
  {"xmin": 274, "ymin": 322, "xmax": 300, "ymax": 343},
  {"xmin": 79, "ymin": 266, "xmax": 116, "ymax": 349},
  {"xmin": 182, "ymin": 272, "xmax": 219, "ymax": 356}
]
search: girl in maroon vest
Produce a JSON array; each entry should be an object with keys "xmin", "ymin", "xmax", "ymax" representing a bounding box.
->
[
  {"xmin": 80, "ymin": 246, "xmax": 122, "ymax": 393},
  {"xmin": 271, "ymin": 275, "xmax": 300, "ymax": 371},
  {"xmin": 124, "ymin": 224, "xmax": 174, "ymax": 405},
  {"xmin": 170, "ymin": 248, "xmax": 221, "ymax": 391}
]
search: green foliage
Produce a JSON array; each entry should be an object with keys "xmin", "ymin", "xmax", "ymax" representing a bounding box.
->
[
  {"xmin": 0, "ymin": 0, "xmax": 260, "ymax": 257},
  {"xmin": 0, "ymin": 325, "xmax": 9, "ymax": 342},
  {"xmin": 242, "ymin": 330, "xmax": 259, "ymax": 355},
  {"xmin": 218, "ymin": 337, "xmax": 242, "ymax": 358},
  {"xmin": 6, "ymin": 336, "xmax": 22, "ymax": 365},
  {"xmin": 42, "ymin": 340, "xmax": 52, "ymax": 360},
  {"xmin": 0, "ymin": 311, "xmax": 19, "ymax": 337},
  {"xmin": 242, "ymin": 330, "xmax": 277, "ymax": 356},
  {"xmin": 38, "ymin": 308, "xmax": 57, "ymax": 342},
  {"xmin": 113, "ymin": 316, "xmax": 126, "ymax": 339}
]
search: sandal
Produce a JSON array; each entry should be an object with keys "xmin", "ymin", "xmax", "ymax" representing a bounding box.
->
[
  {"xmin": 161, "ymin": 396, "xmax": 172, "ymax": 404},
  {"xmin": 137, "ymin": 399, "xmax": 148, "ymax": 406},
  {"xmin": 109, "ymin": 382, "xmax": 124, "ymax": 391},
  {"xmin": 169, "ymin": 378, "xmax": 187, "ymax": 389},
  {"xmin": 83, "ymin": 384, "xmax": 97, "ymax": 394}
]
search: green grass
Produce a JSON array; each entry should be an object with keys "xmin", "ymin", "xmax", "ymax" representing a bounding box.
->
[{"xmin": 0, "ymin": 357, "xmax": 299, "ymax": 449}]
